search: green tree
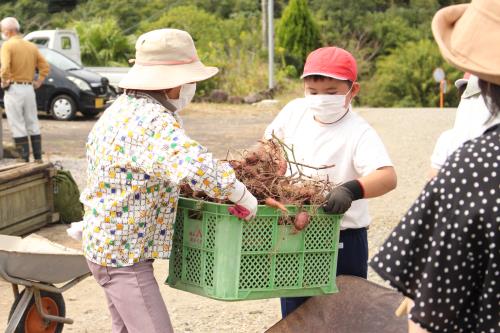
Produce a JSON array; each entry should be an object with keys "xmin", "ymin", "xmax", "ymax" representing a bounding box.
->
[
  {"xmin": 345, "ymin": 8, "xmax": 423, "ymax": 80},
  {"xmin": 189, "ymin": 0, "xmax": 260, "ymax": 18},
  {"xmin": 0, "ymin": 0, "xmax": 50, "ymax": 32},
  {"xmin": 53, "ymin": 0, "xmax": 170, "ymax": 34},
  {"xmin": 363, "ymin": 39, "xmax": 461, "ymax": 107},
  {"xmin": 140, "ymin": 6, "xmax": 226, "ymax": 52},
  {"xmin": 276, "ymin": 0, "xmax": 321, "ymax": 73},
  {"xmin": 310, "ymin": 0, "xmax": 391, "ymax": 40},
  {"xmin": 70, "ymin": 18, "xmax": 132, "ymax": 66},
  {"xmin": 140, "ymin": 5, "xmax": 267, "ymax": 96},
  {"xmin": 139, "ymin": 4, "xmax": 225, "ymax": 96},
  {"xmin": 48, "ymin": 0, "xmax": 78, "ymax": 13},
  {"xmin": 392, "ymin": 0, "xmax": 440, "ymax": 39},
  {"xmin": 309, "ymin": 0, "xmax": 432, "ymax": 82}
]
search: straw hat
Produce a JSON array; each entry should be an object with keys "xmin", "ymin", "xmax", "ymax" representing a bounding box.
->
[
  {"xmin": 119, "ymin": 29, "xmax": 218, "ymax": 90},
  {"xmin": 432, "ymin": 0, "xmax": 500, "ymax": 85}
]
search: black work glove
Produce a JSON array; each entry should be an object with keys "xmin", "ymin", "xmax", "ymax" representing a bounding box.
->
[{"xmin": 323, "ymin": 180, "xmax": 364, "ymax": 214}]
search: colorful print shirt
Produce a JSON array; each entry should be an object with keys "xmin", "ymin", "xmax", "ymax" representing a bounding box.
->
[{"xmin": 81, "ymin": 94, "xmax": 238, "ymax": 267}]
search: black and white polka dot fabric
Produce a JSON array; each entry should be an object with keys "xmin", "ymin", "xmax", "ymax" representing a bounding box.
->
[{"xmin": 370, "ymin": 125, "xmax": 499, "ymax": 333}]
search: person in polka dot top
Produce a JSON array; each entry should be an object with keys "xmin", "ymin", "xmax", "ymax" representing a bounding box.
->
[
  {"xmin": 80, "ymin": 29, "xmax": 258, "ymax": 333},
  {"xmin": 370, "ymin": 1, "xmax": 500, "ymax": 332}
]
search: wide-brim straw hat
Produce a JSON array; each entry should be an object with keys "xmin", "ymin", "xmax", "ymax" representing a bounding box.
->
[
  {"xmin": 432, "ymin": 0, "xmax": 500, "ymax": 85},
  {"xmin": 119, "ymin": 29, "xmax": 218, "ymax": 90}
]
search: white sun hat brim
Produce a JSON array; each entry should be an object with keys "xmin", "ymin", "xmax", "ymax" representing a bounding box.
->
[{"xmin": 119, "ymin": 61, "xmax": 218, "ymax": 90}]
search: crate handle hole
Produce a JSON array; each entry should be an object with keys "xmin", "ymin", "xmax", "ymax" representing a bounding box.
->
[
  {"xmin": 187, "ymin": 209, "xmax": 203, "ymax": 221},
  {"xmin": 278, "ymin": 215, "xmax": 295, "ymax": 225}
]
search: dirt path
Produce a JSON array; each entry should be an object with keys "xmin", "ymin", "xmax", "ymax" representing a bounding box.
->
[{"xmin": 0, "ymin": 105, "xmax": 456, "ymax": 332}]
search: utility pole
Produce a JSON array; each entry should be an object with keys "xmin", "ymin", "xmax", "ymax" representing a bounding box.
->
[
  {"xmin": 268, "ymin": 0, "xmax": 274, "ymax": 89},
  {"xmin": 261, "ymin": 0, "xmax": 267, "ymax": 49}
]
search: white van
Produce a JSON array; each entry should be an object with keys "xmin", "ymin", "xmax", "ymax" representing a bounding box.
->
[
  {"xmin": 25, "ymin": 29, "xmax": 128, "ymax": 90},
  {"xmin": 25, "ymin": 29, "xmax": 82, "ymax": 65}
]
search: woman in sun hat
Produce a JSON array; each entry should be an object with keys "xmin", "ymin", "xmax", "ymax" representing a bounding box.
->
[
  {"xmin": 80, "ymin": 29, "xmax": 258, "ymax": 333},
  {"xmin": 370, "ymin": 1, "xmax": 500, "ymax": 332}
]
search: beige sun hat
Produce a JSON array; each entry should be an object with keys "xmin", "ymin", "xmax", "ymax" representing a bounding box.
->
[
  {"xmin": 119, "ymin": 29, "xmax": 218, "ymax": 90},
  {"xmin": 432, "ymin": 0, "xmax": 500, "ymax": 85}
]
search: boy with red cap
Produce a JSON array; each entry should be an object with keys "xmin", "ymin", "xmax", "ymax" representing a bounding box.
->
[{"xmin": 264, "ymin": 46, "xmax": 397, "ymax": 317}]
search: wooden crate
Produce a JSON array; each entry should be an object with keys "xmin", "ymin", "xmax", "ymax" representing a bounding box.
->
[{"xmin": 0, "ymin": 162, "xmax": 58, "ymax": 235}]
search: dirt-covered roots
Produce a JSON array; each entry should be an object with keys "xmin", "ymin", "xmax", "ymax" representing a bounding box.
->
[{"xmin": 181, "ymin": 140, "xmax": 335, "ymax": 208}]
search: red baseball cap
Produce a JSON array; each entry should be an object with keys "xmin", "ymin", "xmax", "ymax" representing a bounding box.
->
[
  {"xmin": 454, "ymin": 72, "xmax": 471, "ymax": 89},
  {"xmin": 301, "ymin": 47, "xmax": 357, "ymax": 82}
]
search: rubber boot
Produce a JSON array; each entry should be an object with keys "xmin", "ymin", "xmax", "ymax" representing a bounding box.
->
[
  {"xmin": 31, "ymin": 134, "xmax": 43, "ymax": 163},
  {"xmin": 13, "ymin": 136, "xmax": 30, "ymax": 162}
]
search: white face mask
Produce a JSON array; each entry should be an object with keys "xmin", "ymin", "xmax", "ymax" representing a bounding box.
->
[
  {"xmin": 1, "ymin": 33, "xmax": 9, "ymax": 41},
  {"xmin": 305, "ymin": 86, "xmax": 353, "ymax": 124},
  {"xmin": 169, "ymin": 83, "xmax": 196, "ymax": 112}
]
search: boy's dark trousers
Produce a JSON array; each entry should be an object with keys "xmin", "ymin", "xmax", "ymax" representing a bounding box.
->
[{"xmin": 280, "ymin": 228, "xmax": 368, "ymax": 318}]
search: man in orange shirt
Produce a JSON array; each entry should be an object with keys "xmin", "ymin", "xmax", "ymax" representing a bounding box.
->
[{"xmin": 1, "ymin": 17, "xmax": 49, "ymax": 162}]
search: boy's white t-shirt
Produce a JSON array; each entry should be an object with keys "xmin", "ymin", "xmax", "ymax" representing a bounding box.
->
[
  {"xmin": 431, "ymin": 129, "xmax": 458, "ymax": 170},
  {"xmin": 264, "ymin": 98, "xmax": 393, "ymax": 230}
]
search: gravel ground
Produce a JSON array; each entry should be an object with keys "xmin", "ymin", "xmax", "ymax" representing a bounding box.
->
[{"xmin": 0, "ymin": 106, "xmax": 456, "ymax": 332}]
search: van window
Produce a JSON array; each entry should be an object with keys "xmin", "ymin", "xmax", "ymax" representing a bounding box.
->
[
  {"xmin": 61, "ymin": 36, "xmax": 72, "ymax": 50},
  {"xmin": 30, "ymin": 38, "xmax": 49, "ymax": 47}
]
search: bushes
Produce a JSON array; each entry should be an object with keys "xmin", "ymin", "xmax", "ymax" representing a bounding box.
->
[
  {"xmin": 362, "ymin": 39, "xmax": 461, "ymax": 107},
  {"xmin": 141, "ymin": 6, "xmax": 270, "ymax": 97},
  {"xmin": 71, "ymin": 18, "xmax": 133, "ymax": 66}
]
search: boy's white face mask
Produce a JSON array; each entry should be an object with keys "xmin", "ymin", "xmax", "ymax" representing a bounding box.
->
[
  {"xmin": 169, "ymin": 83, "xmax": 196, "ymax": 112},
  {"xmin": 305, "ymin": 86, "xmax": 353, "ymax": 124}
]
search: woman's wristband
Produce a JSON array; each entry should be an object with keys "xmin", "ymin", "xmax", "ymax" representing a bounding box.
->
[
  {"xmin": 235, "ymin": 187, "xmax": 247, "ymax": 204},
  {"xmin": 228, "ymin": 180, "xmax": 247, "ymax": 203}
]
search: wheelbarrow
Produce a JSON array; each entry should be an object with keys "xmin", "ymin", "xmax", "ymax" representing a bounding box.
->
[
  {"xmin": 266, "ymin": 275, "xmax": 408, "ymax": 333},
  {"xmin": 0, "ymin": 234, "xmax": 91, "ymax": 333}
]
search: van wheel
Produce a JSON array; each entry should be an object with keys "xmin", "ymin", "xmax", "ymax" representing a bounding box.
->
[{"xmin": 50, "ymin": 95, "xmax": 76, "ymax": 121}]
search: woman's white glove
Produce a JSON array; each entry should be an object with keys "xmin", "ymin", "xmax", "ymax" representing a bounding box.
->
[
  {"xmin": 228, "ymin": 181, "xmax": 258, "ymax": 221},
  {"xmin": 66, "ymin": 221, "xmax": 84, "ymax": 241}
]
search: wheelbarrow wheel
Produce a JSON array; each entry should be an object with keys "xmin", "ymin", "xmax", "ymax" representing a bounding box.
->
[{"xmin": 8, "ymin": 288, "xmax": 65, "ymax": 333}]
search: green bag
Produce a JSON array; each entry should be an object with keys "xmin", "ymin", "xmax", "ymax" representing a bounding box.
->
[{"xmin": 53, "ymin": 169, "xmax": 83, "ymax": 223}]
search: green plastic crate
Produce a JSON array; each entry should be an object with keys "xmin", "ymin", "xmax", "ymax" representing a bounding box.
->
[{"xmin": 166, "ymin": 197, "xmax": 341, "ymax": 301}]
